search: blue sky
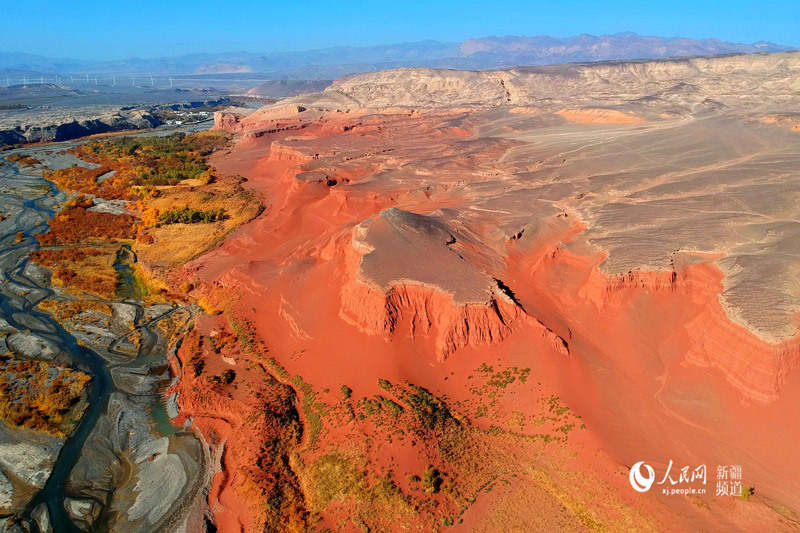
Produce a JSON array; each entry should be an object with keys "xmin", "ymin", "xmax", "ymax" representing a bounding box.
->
[{"xmin": 2, "ymin": 0, "xmax": 798, "ymax": 59}]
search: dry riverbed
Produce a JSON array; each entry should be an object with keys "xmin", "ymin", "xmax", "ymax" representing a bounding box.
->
[{"xmin": 0, "ymin": 138, "xmax": 210, "ymax": 532}]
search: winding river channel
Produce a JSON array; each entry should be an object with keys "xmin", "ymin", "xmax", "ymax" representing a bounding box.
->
[{"xmin": 0, "ymin": 125, "xmax": 209, "ymax": 532}]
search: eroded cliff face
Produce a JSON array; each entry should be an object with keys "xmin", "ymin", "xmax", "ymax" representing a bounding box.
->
[
  {"xmin": 533, "ymin": 243, "xmax": 800, "ymax": 404},
  {"xmin": 340, "ymin": 278, "xmax": 519, "ymax": 358},
  {"xmin": 273, "ymin": 50, "xmax": 800, "ymax": 113},
  {"xmin": 338, "ymin": 222, "xmax": 569, "ymax": 360},
  {"xmin": 0, "ymin": 110, "xmax": 162, "ymax": 146}
]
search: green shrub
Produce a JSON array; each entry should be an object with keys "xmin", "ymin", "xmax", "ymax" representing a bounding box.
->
[{"xmin": 157, "ymin": 207, "xmax": 227, "ymax": 225}]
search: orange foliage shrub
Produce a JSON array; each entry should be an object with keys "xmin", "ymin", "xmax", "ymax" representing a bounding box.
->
[
  {"xmin": 36, "ymin": 207, "xmax": 135, "ymax": 245},
  {"xmin": 45, "ymin": 165, "xmax": 132, "ymax": 199},
  {"xmin": 140, "ymin": 205, "xmax": 159, "ymax": 228},
  {"xmin": 61, "ymin": 195, "xmax": 95, "ymax": 209},
  {"xmin": 53, "ymin": 265, "xmax": 118, "ymax": 296},
  {"xmin": 30, "ymin": 247, "xmax": 119, "ymax": 297},
  {"xmin": 5, "ymin": 153, "xmax": 39, "ymax": 166},
  {"xmin": 0, "ymin": 355, "xmax": 91, "ymax": 437},
  {"xmin": 30, "ymin": 247, "xmax": 107, "ymax": 266}
]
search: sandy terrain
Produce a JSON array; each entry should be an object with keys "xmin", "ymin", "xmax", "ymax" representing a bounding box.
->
[{"xmin": 164, "ymin": 50, "xmax": 800, "ymax": 531}]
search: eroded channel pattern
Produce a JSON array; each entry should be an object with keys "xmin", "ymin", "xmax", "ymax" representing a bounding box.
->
[{"xmin": 0, "ymin": 143, "xmax": 205, "ymax": 533}]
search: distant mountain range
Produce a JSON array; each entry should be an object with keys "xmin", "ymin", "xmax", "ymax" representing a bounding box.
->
[{"xmin": 1, "ymin": 33, "xmax": 793, "ymax": 80}]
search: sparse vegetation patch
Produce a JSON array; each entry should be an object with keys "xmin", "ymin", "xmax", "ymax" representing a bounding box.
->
[{"xmin": 0, "ymin": 354, "xmax": 91, "ymax": 437}]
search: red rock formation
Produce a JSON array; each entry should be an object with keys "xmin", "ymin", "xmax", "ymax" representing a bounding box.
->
[
  {"xmin": 339, "ymin": 226, "xmax": 568, "ymax": 359},
  {"xmin": 213, "ymin": 111, "xmax": 244, "ymax": 133},
  {"xmin": 169, "ymin": 318, "xmax": 307, "ymax": 533},
  {"xmin": 529, "ymin": 240, "xmax": 800, "ymax": 404},
  {"xmin": 172, "ymin": 104, "xmax": 800, "ymax": 531},
  {"xmin": 341, "ymin": 279, "xmax": 525, "ymax": 359}
]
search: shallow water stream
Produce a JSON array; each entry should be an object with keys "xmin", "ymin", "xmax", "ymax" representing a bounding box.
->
[{"xmin": 0, "ymin": 129, "xmax": 206, "ymax": 532}]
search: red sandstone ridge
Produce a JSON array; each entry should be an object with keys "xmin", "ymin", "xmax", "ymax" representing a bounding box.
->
[
  {"xmin": 338, "ymin": 223, "xmax": 569, "ymax": 359},
  {"xmin": 526, "ymin": 240, "xmax": 800, "ymax": 404}
]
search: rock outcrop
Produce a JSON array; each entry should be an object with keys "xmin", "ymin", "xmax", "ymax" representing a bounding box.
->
[
  {"xmin": 340, "ymin": 220, "xmax": 569, "ymax": 359},
  {"xmin": 1, "ymin": 98, "xmax": 227, "ymax": 147},
  {"xmin": 0, "ymin": 109, "xmax": 161, "ymax": 146},
  {"xmin": 268, "ymin": 50, "xmax": 800, "ymax": 113}
]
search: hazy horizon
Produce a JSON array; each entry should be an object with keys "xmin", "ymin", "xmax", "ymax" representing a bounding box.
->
[
  {"xmin": 1, "ymin": 31, "xmax": 796, "ymax": 63},
  {"xmin": 2, "ymin": 0, "xmax": 798, "ymax": 61}
]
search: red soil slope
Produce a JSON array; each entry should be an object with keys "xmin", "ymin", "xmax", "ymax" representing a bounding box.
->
[{"xmin": 175, "ymin": 108, "xmax": 800, "ymax": 532}]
